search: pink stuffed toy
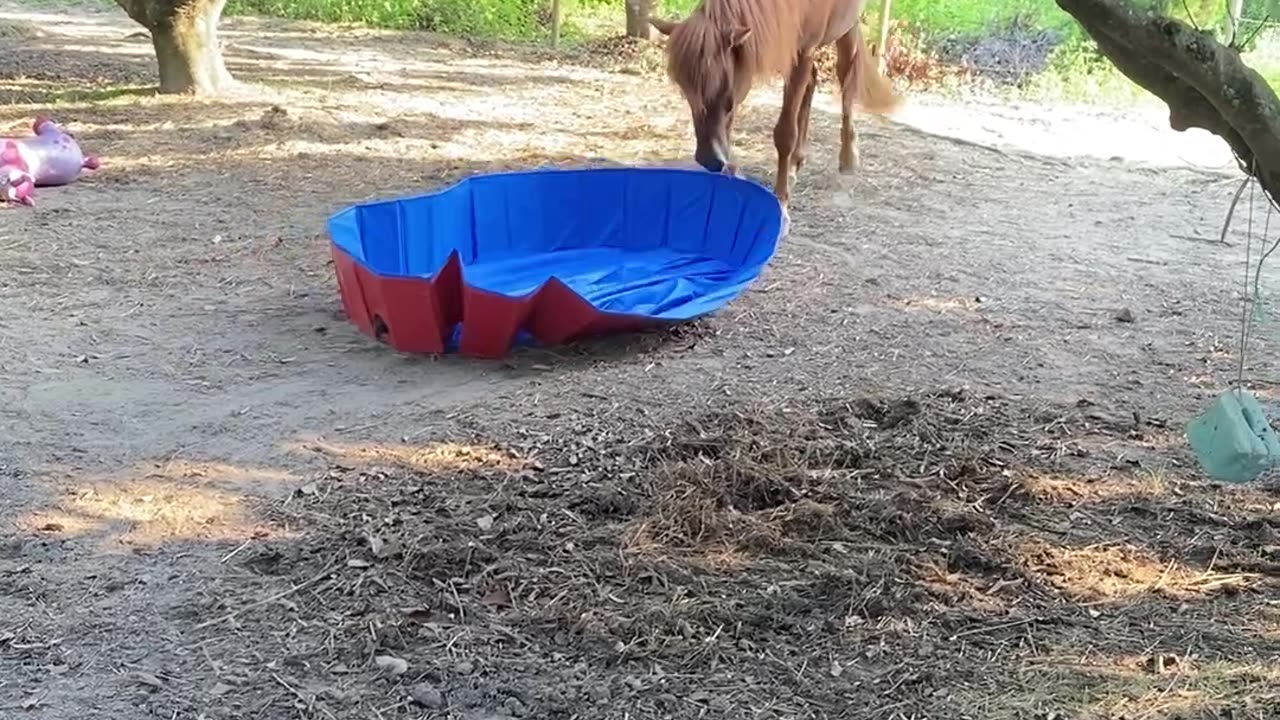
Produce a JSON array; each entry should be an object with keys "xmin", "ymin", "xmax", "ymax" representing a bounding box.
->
[{"xmin": 1, "ymin": 116, "xmax": 100, "ymax": 206}]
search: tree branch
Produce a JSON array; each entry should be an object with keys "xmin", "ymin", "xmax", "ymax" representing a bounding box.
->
[{"xmin": 1056, "ymin": 0, "xmax": 1280, "ymax": 198}]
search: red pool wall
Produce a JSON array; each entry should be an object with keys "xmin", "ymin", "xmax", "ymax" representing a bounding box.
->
[{"xmin": 331, "ymin": 245, "xmax": 656, "ymax": 359}]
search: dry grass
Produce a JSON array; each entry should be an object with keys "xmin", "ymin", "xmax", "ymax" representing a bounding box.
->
[
  {"xmin": 166, "ymin": 389, "xmax": 1280, "ymax": 719},
  {"xmin": 1022, "ymin": 469, "xmax": 1173, "ymax": 502},
  {"xmin": 1019, "ymin": 539, "xmax": 1261, "ymax": 601},
  {"xmin": 0, "ymin": 18, "xmax": 40, "ymax": 39},
  {"xmin": 297, "ymin": 439, "xmax": 530, "ymax": 474}
]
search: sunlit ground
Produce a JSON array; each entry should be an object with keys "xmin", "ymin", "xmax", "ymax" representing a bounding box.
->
[
  {"xmin": 19, "ymin": 461, "xmax": 298, "ymax": 548},
  {"xmin": 294, "ymin": 439, "xmax": 530, "ymax": 473}
]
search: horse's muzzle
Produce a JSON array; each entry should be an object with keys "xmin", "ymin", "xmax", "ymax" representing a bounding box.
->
[{"xmin": 695, "ymin": 150, "xmax": 725, "ymax": 174}]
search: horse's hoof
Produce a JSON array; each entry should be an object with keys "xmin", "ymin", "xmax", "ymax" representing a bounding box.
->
[{"xmin": 839, "ymin": 153, "xmax": 860, "ymax": 174}]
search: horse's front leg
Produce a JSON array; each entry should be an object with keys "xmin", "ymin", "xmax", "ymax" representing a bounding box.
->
[
  {"xmin": 723, "ymin": 109, "xmax": 738, "ymax": 174},
  {"xmin": 723, "ymin": 79, "xmax": 751, "ymax": 174},
  {"xmin": 773, "ymin": 53, "xmax": 815, "ymax": 207},
  {"xmin": 792, "ymin": 63, "xmax": 819, "ymax": 180}
]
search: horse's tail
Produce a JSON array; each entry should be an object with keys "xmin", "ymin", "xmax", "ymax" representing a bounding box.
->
[{"xmin": 843, "ymin": 25, "xmax": 901, "ymax": 115}]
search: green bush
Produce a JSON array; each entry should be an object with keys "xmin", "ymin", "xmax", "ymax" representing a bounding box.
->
[
  {"xmin": 226, "ymin": 0, "xmax": 413, "ymax": 28},
  {"xmin": 887, "ymin": 0, "xmax": 1070, "ymax": 37},
  {"xmin": 227, "ymin": 0, "xmax": 549, "ymax": 37},
  {"xmin": 571, "ymin": 0, "xmax": 699, "ymax": 14},
  {"xmin": 415, "ymin": 0, "xmax": 543, "ymax": 36},
  {"xmin": 227, "ymin": 0, "xmax": 707, "ymax": 37}
]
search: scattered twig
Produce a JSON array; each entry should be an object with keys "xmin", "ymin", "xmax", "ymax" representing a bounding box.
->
[
  {"xmin": 1170, "ymin": 232, "xmax": 1229, "ymax": 246},
  {"xmin": 948, "ymin": 616, "xmax": 1040, "ymax": 641},
  {"xmin": 220, "ymin": 538, "xmax": 254, "ymax": 564},
  {"xmin": 195, "ymin": 562, "xmax": 339, "ymax": 630}
]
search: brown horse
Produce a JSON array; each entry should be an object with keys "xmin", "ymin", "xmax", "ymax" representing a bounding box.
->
[{"xmin": 651, "ymin": 0, "xmax": 901, "ymax": 206}]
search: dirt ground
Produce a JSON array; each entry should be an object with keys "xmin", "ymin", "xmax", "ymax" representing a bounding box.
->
[{"xmin": 3, "ymin": 3, "xmax": 1280, "ymax": 719}]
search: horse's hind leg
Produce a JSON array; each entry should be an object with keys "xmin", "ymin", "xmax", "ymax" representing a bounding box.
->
[
  {"xmin": 835, "ymin": 30, "xmax": 860, "ymax": 173},
  {"xmin": 791, "ymin": 64, "xmax": 819, "ymax": 179},
  {"xmin": 773, "ymin": 52, "xmax": 815, "ymax": 206}
]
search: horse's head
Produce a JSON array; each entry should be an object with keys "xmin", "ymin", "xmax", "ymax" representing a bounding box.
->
[{"xmin": 652, "ymin": 14, "xmax": 752, "ymax": 174}]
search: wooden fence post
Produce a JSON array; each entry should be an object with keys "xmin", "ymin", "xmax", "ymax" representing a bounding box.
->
[
  {"xmin": 877, "ymin": 0, "xmax": 893, "ymax": 71},
  {"xmin": 1225, "ymin": 0, "xmax": 1243, "ymax": 45},
  {"xmin": 551, "ymin": 0, "xmax": 561, "ymax": 47}
]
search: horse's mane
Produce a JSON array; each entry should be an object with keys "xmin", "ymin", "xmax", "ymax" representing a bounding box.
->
[{"xmin": 665, "ymin": 0, "xmax": 802, "ymax": 109}]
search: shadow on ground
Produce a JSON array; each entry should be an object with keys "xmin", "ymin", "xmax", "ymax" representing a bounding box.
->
[{"xmin": 0, "ymin": 10, "xmax": 594, "ymax": 107}]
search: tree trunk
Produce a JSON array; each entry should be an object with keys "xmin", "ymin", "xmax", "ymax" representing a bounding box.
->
[
  {"xmin": 626, "ymin": 0, "xmax": 655, "ymax": 39},
  {"xmin": 114, "ymin": 0, "xmax": 234, "ymax": 95}
]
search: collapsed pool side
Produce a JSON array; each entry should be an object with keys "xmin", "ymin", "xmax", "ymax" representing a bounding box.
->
[{"xmin": 325, "ymin": 166, "xmax": 786, "ymax": 358}]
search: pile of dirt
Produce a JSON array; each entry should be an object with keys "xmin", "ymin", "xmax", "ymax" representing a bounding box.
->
[
  {"xmin": 0, "ymin": 18, "xmax": 41, "ymax": 39},
  {"xmin": 567, "ymin": 35, "xmax": 669, "ymax": 76},
  {"xmin": 937, "ymin": 25, "xmax": 1067, "ymax": 86},
  {"xmin": 179, "ymin": 390, "xmax": 1280, "ymax": 718}
]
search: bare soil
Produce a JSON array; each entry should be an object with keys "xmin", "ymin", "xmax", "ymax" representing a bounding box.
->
[{"xmin": 3, "ymin": 4, "xmax": 1280, "ymax": 719}]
